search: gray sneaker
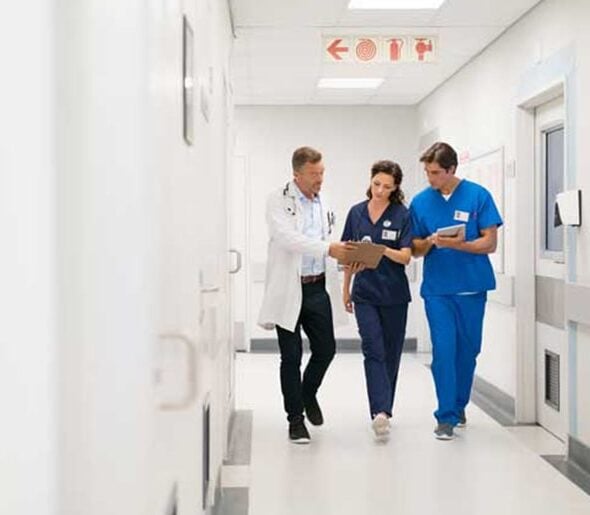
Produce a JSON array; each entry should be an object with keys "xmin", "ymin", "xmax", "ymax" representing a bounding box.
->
[
  {"xmin": 434, "ymin": 423, "xmax": 454, "ymax": 440},
  {"xmin": 457, "ymin": 410, "xmax": 467, "ymax": 428}
]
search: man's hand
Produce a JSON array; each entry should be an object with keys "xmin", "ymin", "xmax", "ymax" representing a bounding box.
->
[
  {"xmin": 328, "ymin": 241, "xmax": 357, "ymax": 261},
  {"xmin": 431, "ymin": 230, "xmax": 465, "ymax": 249}
]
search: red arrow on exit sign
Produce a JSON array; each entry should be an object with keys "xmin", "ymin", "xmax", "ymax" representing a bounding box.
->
[{"xmin": 326, "ymin": 38, "xmax": 349, "ymax": 61}]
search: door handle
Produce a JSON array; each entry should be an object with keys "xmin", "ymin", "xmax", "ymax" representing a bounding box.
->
[
  {"xmin": 156, "ymin": 333, "xmax": 197, "ymax": 411},
  {"xmin": 200, "ymin": 285, "xmax": 221, "ymax": 293},
  {"xmin": 229, "ymin": 248, "xmax": 242, "ymax": 274}
]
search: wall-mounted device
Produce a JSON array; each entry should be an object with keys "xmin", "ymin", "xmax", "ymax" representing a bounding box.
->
[{"xmin": 554, "ymin": 189, "xmax": 582, "ymax": 227}]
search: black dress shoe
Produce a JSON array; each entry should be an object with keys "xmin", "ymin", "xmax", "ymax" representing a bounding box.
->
[
  {"xmin": 303, "ymin": 396, "xmax": 324, "ymax": 426},
  {"xmin": 289, "ymin": 420, "xmax": 311, "ymax": 444}
]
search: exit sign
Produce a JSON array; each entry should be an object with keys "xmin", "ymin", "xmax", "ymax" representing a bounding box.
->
[{"xmin": 324, "ymin": 36, "xmax": 437, "ymax": 63}]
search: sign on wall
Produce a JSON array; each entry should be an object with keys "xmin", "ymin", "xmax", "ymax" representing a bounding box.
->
[{"xmin": 323, "ymin": 36, "xmax": 437, "ymax": 63}]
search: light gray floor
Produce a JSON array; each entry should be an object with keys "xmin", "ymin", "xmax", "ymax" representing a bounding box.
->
[{"xmin": 230, "ymin": 352, "xmax": 590, "ymax": 515}]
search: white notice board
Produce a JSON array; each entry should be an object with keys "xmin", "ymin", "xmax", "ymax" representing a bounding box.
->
[{"xmin": 458, "ymin": 147, "xmax": 505, "ymax": 273}]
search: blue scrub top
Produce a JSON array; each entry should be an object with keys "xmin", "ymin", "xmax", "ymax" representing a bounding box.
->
[
  {"xmin": 409, "ymin": 179, "xmax": 503, "ymax": 297},
  {"xmin": 341, "ymin": 200, "xmax": 412, "ymax": 306}
]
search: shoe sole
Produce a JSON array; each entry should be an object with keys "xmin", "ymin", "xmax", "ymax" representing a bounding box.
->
[
  {"xmin": 434, "ymin": 433, "xmax": 454, "ymax": 440},
  {"xmin": 290, "ymin": 438, "xmax": 311, "ymax": 444}
]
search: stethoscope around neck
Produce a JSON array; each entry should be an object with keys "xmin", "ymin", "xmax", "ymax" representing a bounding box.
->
[{"xmin": 282, "ymin": 181, "xmax": 334, "ymax": 233}]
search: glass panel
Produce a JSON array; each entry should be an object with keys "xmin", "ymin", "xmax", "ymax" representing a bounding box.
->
[{"xmin": 545, "ymin": 127, "xmax": 564, "ymax": 252}]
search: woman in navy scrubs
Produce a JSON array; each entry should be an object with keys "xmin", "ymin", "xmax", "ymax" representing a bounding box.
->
[{"xmin": 341, "ymin": 160, "xmax": 412, "ymax": 437}]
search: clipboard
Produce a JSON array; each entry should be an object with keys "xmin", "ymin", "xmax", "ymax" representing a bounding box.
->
[{"xmin": 338, "ymin": 241, "xmax": 386, "ymax": 269}]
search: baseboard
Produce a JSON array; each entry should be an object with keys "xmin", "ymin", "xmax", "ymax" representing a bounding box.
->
[
  {"xmin": 470, "ymin": 374, "xmax": 516, "ymax": 426},
  {"xmin": 249, "ymin": 337, "xmax": 417, "ymax": 353},
  {"xmin": 213, "ymin": 409, "xmax": 253, "ymax": 515},
  {"xmin": 224, "ymin": 410, "xmax": 253, "ymax": 466},
  {"xmin": 542, "ymin": 437, "xmax": 590, "ymax": 497},
  {"xmin": 569, "ymin": 435, "xmax": 590, "ymax": 480}
]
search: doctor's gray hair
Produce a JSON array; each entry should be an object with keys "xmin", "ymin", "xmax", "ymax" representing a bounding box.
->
[
  {"xmin": 292, "ymin": 146, "xmax": 322, "ymax": 172},
  {"xmin": 366, "ymin": 160, "xmax": 405, "ymax": 205}
]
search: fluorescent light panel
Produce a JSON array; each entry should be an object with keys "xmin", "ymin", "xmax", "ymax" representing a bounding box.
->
[
  {"xmin": 317, "ymin": 78, "xmax": 384, "ymax": 89},
  {"xmin": 348, "ymin": 0, "xmax": 446, "ymax": 9}
]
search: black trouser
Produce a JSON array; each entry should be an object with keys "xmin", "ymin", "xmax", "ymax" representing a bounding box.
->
[{"xmin": 276, "ymin": 279, "xmax": 336, "ymax": 423}]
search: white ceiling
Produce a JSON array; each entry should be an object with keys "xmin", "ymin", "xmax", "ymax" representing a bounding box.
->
[{"xmin": 229, "ymin": 0, "xmax": 542, "ymax": 105}]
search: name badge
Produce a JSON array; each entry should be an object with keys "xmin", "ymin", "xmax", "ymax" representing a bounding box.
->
[
  {"xmin": 382, "ymin": 229, "xmax": 398, "ymax": 241},
  {"xmin": 454, "ymin": 210, "xmax": 470, "ymax": 222}
]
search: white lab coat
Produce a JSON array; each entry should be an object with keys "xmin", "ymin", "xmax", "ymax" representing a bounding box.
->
[{"xmin": 258, "ymin": 181, "xmax": 347, "ymax": 332}]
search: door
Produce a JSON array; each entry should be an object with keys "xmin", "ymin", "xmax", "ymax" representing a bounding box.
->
[
  {"xmin": 228, "ymin": 155, "xmax": 250, "ymax": 351},
  {"xmin": 533, "ymin": 96, "xmax": 567, "ymax": 440}
]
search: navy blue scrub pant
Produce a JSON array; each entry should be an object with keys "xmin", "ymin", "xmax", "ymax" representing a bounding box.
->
[
  {"xmin": 276, "ymin": 279, "xmax": 336, "ymax": 423},
  {"xmin": 424, "ymin": 292, "xmax": 487, "ymax": 426},
  {"xmin": 354, "ymin": 302, "xmax": 408, "ymax": 419}
]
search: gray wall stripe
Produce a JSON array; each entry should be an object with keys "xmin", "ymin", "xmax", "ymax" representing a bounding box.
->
[
  {"xmin": 249, "ymin": 337, "xmax": 417, "ymax": 353},
  {"xmin": 535, "ymin": 275, "xmax": 565, "ymax": 329},
  {"xmin": 565, "ymin": 282, "xmax": 590, "ymax": 326}
]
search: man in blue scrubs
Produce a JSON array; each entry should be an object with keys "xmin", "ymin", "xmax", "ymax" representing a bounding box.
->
[{"xmin": 410, "ymin": 142, "xmax": 503, "ymax": 440}]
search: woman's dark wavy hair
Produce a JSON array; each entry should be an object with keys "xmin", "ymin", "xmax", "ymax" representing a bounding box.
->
[{"xmin": 366, "ymin": 160, "xmax": 405, "ymax": 205}]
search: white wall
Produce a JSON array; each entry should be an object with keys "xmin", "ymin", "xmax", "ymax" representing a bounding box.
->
[
  {"xmin": 415, "ymin": 0, "xmax": 590, "ymax": 444},
  {"xmin": 150, "ymin": 0, "xmax": 235, "ymax": 513},
  {"xmin": 55, "ymin": 1, "xmax": 235, "ymax": 515},
  {"xmin": 234, "ymin": 105, "xmax": 424, "ymax": 343},
  {"xmin": 0, "ymin": 4, "xmax": 57, "ymax": 515},
  {"xmin": 56, "ymin": 1, "xmax": 155, "ymax": 514}
]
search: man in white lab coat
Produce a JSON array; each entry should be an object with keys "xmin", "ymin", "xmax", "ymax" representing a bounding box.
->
[{"xmin": 258, "ymin": 146, "xmax": 349, "ymax": 443}]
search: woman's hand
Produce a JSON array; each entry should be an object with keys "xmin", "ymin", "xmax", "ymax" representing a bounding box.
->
[
  {"xmin": 348, "ymin": 261, "xmax": 366, "ymax": 274},
  {"xmin": 343, "ymin": 290, "xmax": 354, "ymax": 313}
]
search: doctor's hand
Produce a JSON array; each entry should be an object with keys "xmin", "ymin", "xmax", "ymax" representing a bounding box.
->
[
  {"xmin": 328, "ymin": 242, "xmax": 356, "ymax": 261},
  {"xmin": 343, "ymin": 290, "xmax": 354, "ymax": 313}
]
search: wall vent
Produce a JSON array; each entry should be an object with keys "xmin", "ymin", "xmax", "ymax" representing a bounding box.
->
[{"xmin": 544, "ymin": 350, "xmax": 560, "ymax": 411}]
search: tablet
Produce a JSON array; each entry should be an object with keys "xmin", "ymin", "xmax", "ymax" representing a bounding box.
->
[{"xmin": 436, "ymin": 223, "xmax": 465, "ymax": 237}]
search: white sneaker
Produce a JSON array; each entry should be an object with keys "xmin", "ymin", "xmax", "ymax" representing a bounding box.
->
[{"xmin": 371, "ymin": 413, "xmax": 390, "ymax": 437}]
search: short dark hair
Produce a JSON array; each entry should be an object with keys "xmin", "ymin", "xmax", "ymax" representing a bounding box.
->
[
  {"xmin": 366, "ymin": 159, "xmax": 405, "ymax": 205},
  {"xmin": 292, "ymin": 146, "xmax": 322, "ymax": 171},
  {"xmin": 420, "ymin": 142, "xmax": 458, "ymax": 171}
]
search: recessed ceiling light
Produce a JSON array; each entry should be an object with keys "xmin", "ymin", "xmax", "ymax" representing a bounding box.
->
[
  {"xmin": 348, "ymin": 0, "xmax": 446, "ymax": 9},
  {"xmin": 317, "ymin": 78, "xmax": 384, "ymax": 89}
]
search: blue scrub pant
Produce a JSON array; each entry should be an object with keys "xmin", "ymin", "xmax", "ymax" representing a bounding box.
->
[
  {"xmin": 354, "ymin": 303, "xmax": 408, "ymax": 419},
  {"xmin": 424, "ymin": 293, "xmax": 487, "ymax": 426}
]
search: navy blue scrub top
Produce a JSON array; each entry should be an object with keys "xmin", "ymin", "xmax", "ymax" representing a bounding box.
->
[
  {"xmin": 341, "ymin": 200, "xmax": 412, "ymax": 306},
  {"xmin": 409, "ymin": 179, "xmax": 503, "ymax": 297}
]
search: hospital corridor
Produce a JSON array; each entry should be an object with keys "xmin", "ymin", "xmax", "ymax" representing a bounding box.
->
[{"xmin": 3, "ymin": 1, "xmax": 590, "ymax": 515}]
